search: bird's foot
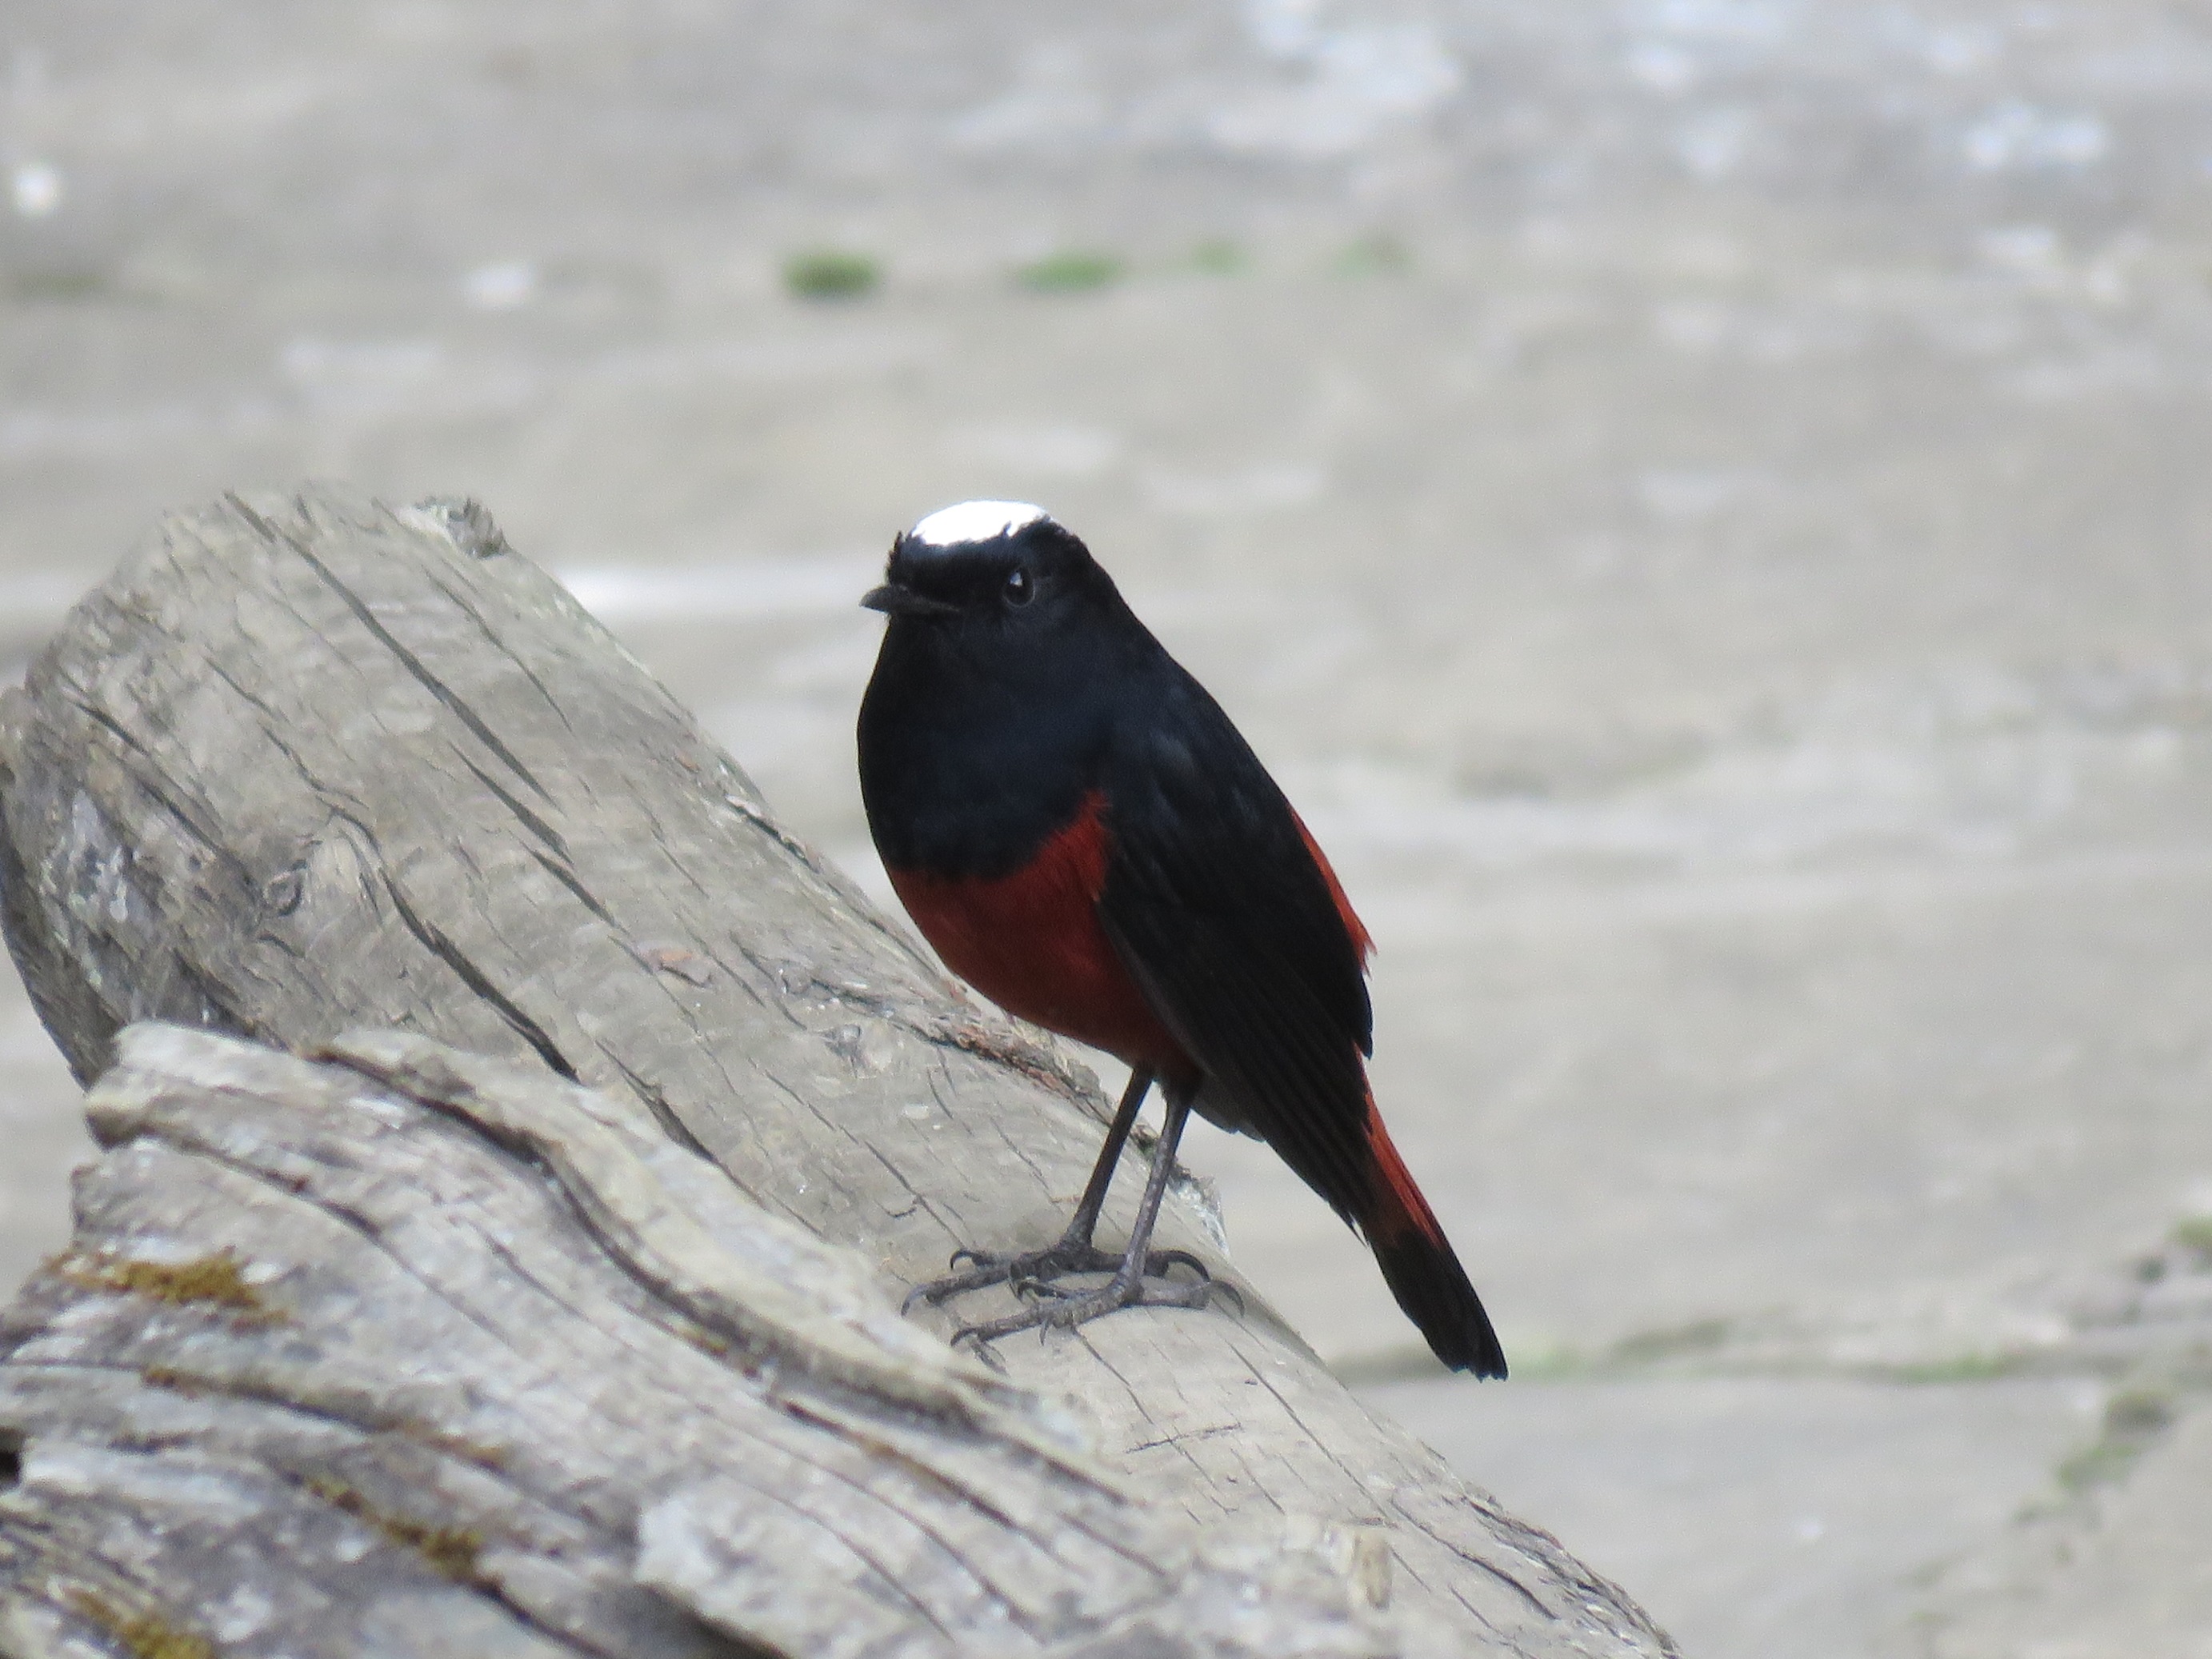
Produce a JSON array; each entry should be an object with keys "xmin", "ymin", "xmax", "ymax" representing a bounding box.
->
[
  {"xmin": 949, "ymin": 1267, "xmax": 1236, "ymax": 1359},
  {"xmin": 900, "ymin": 1240, "xmax": 1210, "ymax": 1316}
]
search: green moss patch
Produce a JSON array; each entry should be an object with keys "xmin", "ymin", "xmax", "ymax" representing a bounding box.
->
[
  {"xmin": 1188, "ymin": 239, "xmax": 1247, "ymax": 275},
  {"xmin": 1608, "ymin": 1317, "xmax": 1732, "ymax": 1365},
  {"xmin": 783, "ymin": 250, "xmax": 881, "ymax": 300},
  {"xmin": 1333, "ymin": 234, "xmax": 1412, "ymax": 277},
  {"xmin": 1015, "ymin": 250, "xmax": 1122, "ymax": 293},
  {"xmin": 2057, "ymin": 1387, "xmax": 2176, "ymax": 1494},
  {"xmin": 308, "ymin": 1476, "xmax": 489, "ymax": 1587},
  {"xmin": 14, "ymin": 269, "xmax": 112, "ymax": 302},
  {"xmin": 66, "ymin": 1590, "xmax": 213, "ymax": 1659},
  {"xmin": 2171, "ymin": 1215, "xmax": 2212, "ymax": 1263},
  {"xmin": 56, "ymin": 1249, "xmax": 281, "ymax": 1321},
  {"xmin": 1891, "ymin": 1352, "xmax": 2029, "ymax": 1385}
]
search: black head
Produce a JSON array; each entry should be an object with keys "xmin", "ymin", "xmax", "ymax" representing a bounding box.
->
[
  {"xmin": 857, "ymin": 500, "xmax": 1165, "ymax": 874},
  {"xmin": 862, "ymin": 501, "xmax": 1120, "ymax": 631}
]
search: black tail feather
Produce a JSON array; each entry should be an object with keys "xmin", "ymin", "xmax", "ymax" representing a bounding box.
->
[{"xmin": 1372, "ymin": 1227, "xmax": 1507, "ymax": 1378}]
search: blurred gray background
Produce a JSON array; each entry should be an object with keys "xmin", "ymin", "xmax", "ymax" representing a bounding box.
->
[{"xmin": 6, "ymin": 2, "xmax": 2212, "ymax": 1654}]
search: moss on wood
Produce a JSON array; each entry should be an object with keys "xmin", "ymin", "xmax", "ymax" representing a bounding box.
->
[
  {"xmin": 54, "ymin": 1248, "xmax": 282, "ymax": 1322},
  {"xmin": 66, "ymin": 1590, "xmax": 214, "ymax": 1659},
  {"xmin": 306, "ymin": 1475, "xmax": 489, "ymax": 1588}
]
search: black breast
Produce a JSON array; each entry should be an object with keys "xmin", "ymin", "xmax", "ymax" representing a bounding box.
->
[{"xmin": 857, "ymin": 618, "xmax": 1115, "ymax": 880}]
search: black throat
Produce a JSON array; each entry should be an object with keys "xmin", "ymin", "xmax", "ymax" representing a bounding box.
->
[{"xmin": 858, "ymin": 593, "xmax": 1150, "ymax": 880}]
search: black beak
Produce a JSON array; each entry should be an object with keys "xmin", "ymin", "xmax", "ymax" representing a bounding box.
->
[{"xmin": 862, "ymin": 583, "xmax": 957, "ymax": 618}]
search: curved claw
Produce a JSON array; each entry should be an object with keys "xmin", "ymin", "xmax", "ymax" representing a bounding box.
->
[
  {"xmin": 948, "ymin": 1246, "xmax": 996, "ymax": 1272},
  {"xmin": 1147, "ymin": 1249, "xmax": 1210, "ymax": 1282},
  {"xmin": 1033, "ymin": 1289, "xmax": 1126, "ymax": 1343},
  {"xmin": 950, "ymin": 1327, "xmax": 1010, "ymax": 1372},
  {"xmin": 1011, "ymin": 1272, "xmax": 1090, "ymax": 1303}
]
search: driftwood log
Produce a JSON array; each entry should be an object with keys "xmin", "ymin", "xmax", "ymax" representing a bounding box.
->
[{"xmin": 0, "ymin": 484, "xmax": 1674, "ymax": 1657}]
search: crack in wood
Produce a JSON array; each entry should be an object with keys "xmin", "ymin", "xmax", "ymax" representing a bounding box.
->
[
  {"xmin": 381, "ymin": 872, "xmax": 578, "ymax": 1080},
  {"xmin": 236, "ymin": 492, "xmax": 558, "ymax": 808}
]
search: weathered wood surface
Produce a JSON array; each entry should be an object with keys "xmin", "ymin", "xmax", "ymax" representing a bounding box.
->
[
  {"xmin": 0, "ymin": 483, "xmax": 1674, "ymax": 1657},
  {"xmin": 0, "ymin": 1022, "xmax": 1466, "ymax": 1657}
]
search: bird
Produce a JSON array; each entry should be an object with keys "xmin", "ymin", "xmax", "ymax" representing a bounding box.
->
[{"xmin": 857, "ymin": 499, "xmax": 1506, "ymax": 1377}]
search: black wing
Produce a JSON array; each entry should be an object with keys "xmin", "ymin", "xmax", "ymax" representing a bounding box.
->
[{"xmin": 1097, "ymin": 670, "xmax": 1378, "ymax": 1225}]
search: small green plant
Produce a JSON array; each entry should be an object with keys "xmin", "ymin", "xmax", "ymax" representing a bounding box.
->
[
  {"xmin": 1500, "ymin": 1342, "xmax": 1594, "ymax": 1381},
  {"xmin": 1189, "ymin": 238, "xmax": 1247, "ymax": 275},
  {"xmin": 2171, "ymin": 1215, "xmax": 2212, "ymax": 1264},
  {"xmin": 1893, "ymin": 1352, "xmax": 2026, "ymax": 1385},
  {"xmin": 782, "ymin": 250, "xmax": 881, "ymax": 301},
  {"xmin": 1015, "ymin": 250, "xmax": 1122, "ymax": 293},
  {"xmin": 1608, "ymin": 1317, "xmax": 1730, "ymax": 1365},
  {"xmin": 2103, "ymin": 1388, "xmax": 2176, "ymax": 1435},
  {"xmin": 2056, "ymin": 1387, "xmax": 2174, "ymax": 1493},
  {"xmin": 2055, "ymin": 1437, "xmax": 2132, "ymax": 1493},
  {"xmin": 14, "ymin": 268, "xmax": 109, "ymax": 302},
  {"xmin": 1334, "ymin": 233, "xmax": 1411, "ymax": 278}
]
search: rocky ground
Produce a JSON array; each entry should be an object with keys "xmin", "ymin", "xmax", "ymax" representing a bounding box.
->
[{"xmin": 5, "ymin": 2, "xmax": 2212, "ymax": 1653}]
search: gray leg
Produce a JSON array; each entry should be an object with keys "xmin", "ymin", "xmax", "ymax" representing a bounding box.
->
[
  {"xmin": 944, "ymin": 1080, "xmax": 1235, "ymax": 1356},
  {"xmin": 1057, "ymin": 1065, "xmax": 1152, "ymax": 1250},
  {"xmin": 902, "ymin": 1067, "xmax": 1210, "ymax": 1316}
]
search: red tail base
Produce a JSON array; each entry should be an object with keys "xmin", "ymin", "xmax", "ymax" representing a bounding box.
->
[{"xmin": 1362, "ymin": 1109, "xmax": 1506, "ymax": 1378}]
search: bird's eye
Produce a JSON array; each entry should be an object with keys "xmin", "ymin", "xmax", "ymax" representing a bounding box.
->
[{"xmin": 1003, "ymin": 568, "xmax": 1034, "ymax": 606}]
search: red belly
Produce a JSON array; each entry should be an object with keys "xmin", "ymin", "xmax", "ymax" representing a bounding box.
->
[{"xmin": 888, "ymin": 791, "xmax": 1190, "ymax": 1079}]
